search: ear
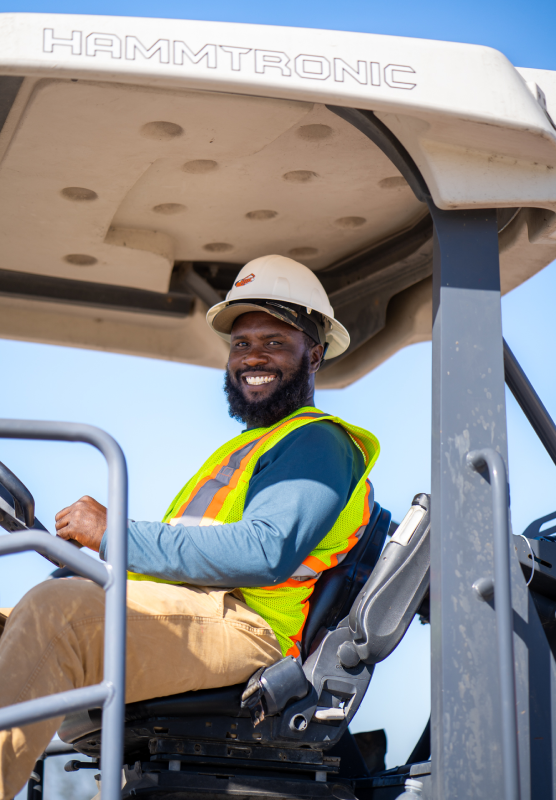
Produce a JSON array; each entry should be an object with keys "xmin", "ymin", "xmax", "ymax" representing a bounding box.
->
[{"xmin": 309, "ymin": 343, "xmax": 325, "ymax": 374}]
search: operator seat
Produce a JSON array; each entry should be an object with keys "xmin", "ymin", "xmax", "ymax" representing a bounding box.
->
[{"xmin": 59, "ymin": 487, "xmax": 389, "ymax": 753}]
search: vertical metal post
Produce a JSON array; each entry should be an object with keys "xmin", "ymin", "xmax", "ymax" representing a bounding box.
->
[
  {"xmin": 430, "ymin": 206, "xmax": 512, "ymax": 799},
  {"xmin": 95, "ymin": 429, "xmax": 128, "ymax": 800}
]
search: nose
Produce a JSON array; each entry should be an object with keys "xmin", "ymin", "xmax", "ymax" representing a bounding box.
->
[
  {"xmin": 241, "ymin": 340, "xmax": 271, "ymax": 367},
  {"xmin": 243, "ymin": 349, "xmax": 269, "ymax": 367}
]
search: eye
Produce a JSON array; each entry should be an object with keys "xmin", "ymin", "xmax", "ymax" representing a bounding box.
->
[
  {"xmin": 268, "ymin": 340, "xmax": 282, "ymax": 346},
  {"xmin": 234, "ymin": 341, "xmax": 249, "ymax": 348}
]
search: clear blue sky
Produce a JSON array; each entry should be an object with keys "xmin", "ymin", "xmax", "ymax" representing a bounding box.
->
[{"xmin": 1, "ymin": 0, "xmax": 556, "ymax": 776}]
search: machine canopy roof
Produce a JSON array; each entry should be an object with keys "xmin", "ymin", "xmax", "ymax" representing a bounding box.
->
[{"xmin": 0, "ymin": 13, "xmax": 555, "ymax": 386}]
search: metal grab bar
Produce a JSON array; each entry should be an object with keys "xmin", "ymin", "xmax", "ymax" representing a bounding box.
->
[
  {"xmin": 0, "ymin": 683, "xmax": 112, "ymax": 730},
  {"xmin": 0, "ymin": 531, "xmax": 110, "ymax": 584},
  {"xmin": 467, "ymin": 448, "xmax": 519, "ymax": 800},
  {"xmin": 0, "ymin": 419, "xmax": 127, "ymax": 800}
]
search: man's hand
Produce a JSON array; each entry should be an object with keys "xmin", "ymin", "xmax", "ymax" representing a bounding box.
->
[{"xmin": 55, "ymin": 496, "xmax": 107, "ymax": 552}]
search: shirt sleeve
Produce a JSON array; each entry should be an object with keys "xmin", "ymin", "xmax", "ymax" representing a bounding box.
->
[{"xmin": 100, "ymin": 421, "xmax": 365, "ymax": 587}]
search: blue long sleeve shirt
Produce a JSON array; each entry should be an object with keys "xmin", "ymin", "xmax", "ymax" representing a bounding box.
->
[{"xmin": 100, "ymin": 420, "xmax": 365, "ymax": 587}]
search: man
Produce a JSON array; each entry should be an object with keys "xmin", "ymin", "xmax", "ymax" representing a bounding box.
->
[{"xmin": 0, "ymin": 254, "xmax": 379, "ymax": 798}]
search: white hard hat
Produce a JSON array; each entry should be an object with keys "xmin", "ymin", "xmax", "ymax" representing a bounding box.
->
[{"xmin": 206, "ymin": 255, "xmax": 350, "ymax": 360}]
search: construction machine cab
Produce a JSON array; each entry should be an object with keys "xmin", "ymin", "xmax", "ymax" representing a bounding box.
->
[{"xmin": 1, "ymin": 10, "xmax": 556, "ymax": 800}]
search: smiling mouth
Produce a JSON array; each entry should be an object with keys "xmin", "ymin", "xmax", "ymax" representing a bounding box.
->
[{"xmin": 244, "ymin": 375, "xmax": 276, "ymax": 386}]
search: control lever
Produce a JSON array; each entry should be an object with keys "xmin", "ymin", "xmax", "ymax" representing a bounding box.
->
[
  {"xmin": 338, "ymin": 494, "xmax": 430, "ymax": 667},
  {"xmin": 0, "ymin": 460, "xmax": 83, "ymax": 568},
  {"xmin": 0, "ymin": 460, "xmax": 35, "ymax": 527}
]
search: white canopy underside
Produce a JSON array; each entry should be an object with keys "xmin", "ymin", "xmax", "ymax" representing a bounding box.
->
[{"xmin": 0, "ymin": 14, "xmax": 556, "ymax": 386}]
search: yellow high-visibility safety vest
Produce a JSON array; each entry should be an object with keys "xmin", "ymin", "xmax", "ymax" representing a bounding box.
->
[{"xmin": 129, "ymin": 407, "xmax": 380, "ymax": 657}]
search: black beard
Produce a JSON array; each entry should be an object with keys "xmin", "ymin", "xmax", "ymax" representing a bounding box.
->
[{"xmin": 224, "ymin": 353, "xmax": 312, "ymax": 428}]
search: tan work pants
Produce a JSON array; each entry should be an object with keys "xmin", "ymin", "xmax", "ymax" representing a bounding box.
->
[{"xmin": 0, "ymin": 578, "xmax": 281, "ymax": 799}]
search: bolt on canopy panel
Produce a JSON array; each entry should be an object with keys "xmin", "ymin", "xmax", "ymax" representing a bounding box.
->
[{"xmin": 0, "ymin": 13, "xmax": 555, "ymax": 383}]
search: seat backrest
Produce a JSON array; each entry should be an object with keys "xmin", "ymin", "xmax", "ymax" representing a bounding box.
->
[{"xmin": 300, "ymin": 492, "xmax": 391, "ymax": 660}]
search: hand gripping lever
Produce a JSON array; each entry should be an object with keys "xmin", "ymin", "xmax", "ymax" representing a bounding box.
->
[{"xmin": 338, "ymin": 494, "xmax": 430, "ymax": 668}]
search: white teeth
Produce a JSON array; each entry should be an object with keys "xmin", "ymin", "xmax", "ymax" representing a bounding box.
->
[{"xmin": 245, "ymin": 375, "xmax": 276, "ymax": 385}]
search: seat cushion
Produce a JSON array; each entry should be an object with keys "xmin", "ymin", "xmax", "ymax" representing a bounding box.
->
[{"xmin": 59, "ymin": 683, "xmax": 246, "ymax": 744}]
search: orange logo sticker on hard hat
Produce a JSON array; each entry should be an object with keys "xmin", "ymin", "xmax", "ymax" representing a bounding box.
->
[{"xmin": 235, "ymin": 273, "xmax": 255, "ymax": 288}]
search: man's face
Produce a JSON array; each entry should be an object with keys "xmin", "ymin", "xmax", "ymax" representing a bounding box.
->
[{"xmin": 225, "ymin": 311, "xmax": 323, "ymax": 427}]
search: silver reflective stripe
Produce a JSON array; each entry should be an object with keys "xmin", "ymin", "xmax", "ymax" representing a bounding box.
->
[
  {"xmin": 291, "ymin": 572, "xmax": 323, "ymax": 582},
  {"xmin": 291, "ymin": 562, "xmax": 321, "ymax": 579},
  {"xmin": 175, "ymin": 438, "xmax": 262, "ymax": 525},
  {"xmin": 174, "ymin": 412, "xmax": 328, "ymax": 526},
  {"xmin": 354, "ymin": 524, "xmax": 366, "ymax": 540}
]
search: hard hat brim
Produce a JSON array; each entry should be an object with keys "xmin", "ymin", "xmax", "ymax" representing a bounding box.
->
[
  {"xmin": 210, "ymin": 302, "xmax": 286, "ymax": 335},
  {"xmin": 207, "ymin": 300, "xmax": 350, "ymax": 360}
]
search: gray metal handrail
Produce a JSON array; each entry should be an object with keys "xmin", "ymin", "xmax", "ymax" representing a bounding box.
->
[
  {"xmin": 0, "ymin": 419, "xmax": 127, "ymax": 800},
  {"xmin": 503, "ymin": 339, "xmax": 556, "ymax": 468},
  {"xmin": 467, "ymin": 448, "xmax": 519, "ymax": 800}
]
